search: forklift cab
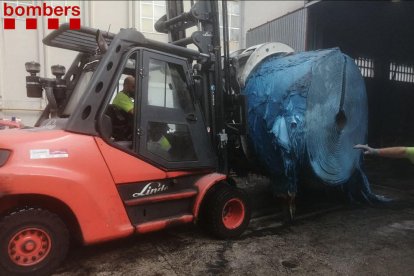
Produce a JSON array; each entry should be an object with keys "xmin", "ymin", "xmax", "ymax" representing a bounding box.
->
[
  {"xmin": 100, "ymin": 47, "xmax": 216, "ymax": 170},
  {"xmin": 33, "ymin": 24, "xmax": 217, "ymax": 171}
]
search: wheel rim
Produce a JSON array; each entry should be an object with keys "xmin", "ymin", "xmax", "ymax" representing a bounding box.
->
[
  {"xmin": 8, "ymin": 227, "xmax": 52, "ymax": 266},
  {"xmin": 222, "ymin": 198, "xmax": 245, "ymax": 229}
]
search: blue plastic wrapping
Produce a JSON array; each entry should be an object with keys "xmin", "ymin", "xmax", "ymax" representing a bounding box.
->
[{"xmin": 243, "ymin": 48, "xmax": 383, "ymax": 201}]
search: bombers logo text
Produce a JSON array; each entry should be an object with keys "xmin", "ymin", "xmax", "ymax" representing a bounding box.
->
[{"xmin": 1, "ymin": 3, "xmax": 81, "ymax": 30}]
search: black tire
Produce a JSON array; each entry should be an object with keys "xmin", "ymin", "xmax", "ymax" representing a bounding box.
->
[
  {"xmin": 0, "ymin": 208, "xmax": 69, "ymax": 276},
  {"xmin": 200, "ymin": 183, "xmax": 251, "ymax": 239}
]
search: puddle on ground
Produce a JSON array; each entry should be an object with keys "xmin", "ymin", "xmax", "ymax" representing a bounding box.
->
[
  {"xmin": 281, "ymin": 259, "xmax": 299, "ymax": 269},
  {"xmin": 389, "ymin": 220, "xmax": 414, "ymax": 231},
  {"xmin": 376, "ymin": 220, "xmax": 414, "ymax": 236}
]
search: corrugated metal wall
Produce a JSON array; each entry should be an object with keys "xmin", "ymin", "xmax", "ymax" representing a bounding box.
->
[{"xmin": 246, "ymin": 8, "xmax": 307, "ymax": 51}]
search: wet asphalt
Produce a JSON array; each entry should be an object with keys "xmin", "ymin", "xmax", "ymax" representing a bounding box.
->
[{"xmin": 54, "ymin": 158, "xmax": 414, "ymax": 275}]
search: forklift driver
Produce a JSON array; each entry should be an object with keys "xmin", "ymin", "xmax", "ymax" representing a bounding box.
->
[
  {"xmin": 112, "ymin": 75, "xmax": 136, "ymax": 114},
  {"xmin": 147, "ymin": 122, "xmax": 172, "ymax": 160}
]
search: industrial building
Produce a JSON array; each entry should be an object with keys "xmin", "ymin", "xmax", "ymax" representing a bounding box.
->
[
  {"xmin": 0, "ymin": 1, "xmax": 414, "ymax": 275},
  {"xmin": 0, "ymin": 0, "xmax": 242, "ymax": 125},
  {"xmin": 3, "ymin": 0, "xmax": 413, "ymax": 147},
  {"xmin": 246, "ymin": 0, "xmax": 414, "ymax": 146}
]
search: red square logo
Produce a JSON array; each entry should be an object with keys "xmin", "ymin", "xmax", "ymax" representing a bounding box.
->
[
  {"xmin": 4, "ymin": 18, "xmax": 15, "ymax": 30},
  {"xmin": 69, "ymin": 18, "xmax": 81, "ymax": 30},
  {"xmin": 26, "ymin": 18, "xmax": 37, "ymax": 29},
  {"xmin": 48, "ymin": 18, "xmax": 59, "ymax": 30}
]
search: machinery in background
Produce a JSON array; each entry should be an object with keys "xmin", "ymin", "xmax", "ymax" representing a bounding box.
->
[{"xmin": 0, "ymin": 117, "xmax": 23, "ymax": 129}]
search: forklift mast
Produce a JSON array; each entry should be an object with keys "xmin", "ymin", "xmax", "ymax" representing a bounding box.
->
[{"xmin": 155, "ymin": 0, "xmax": 236, "ymax": 173}]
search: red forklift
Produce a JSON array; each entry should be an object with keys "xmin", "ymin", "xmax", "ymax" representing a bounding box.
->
[{"xmin": 0, "ymin": 1, "xmax": 254, "ymax": 275}]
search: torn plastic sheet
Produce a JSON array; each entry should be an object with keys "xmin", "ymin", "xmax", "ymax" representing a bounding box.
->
[{"xmin": 243, "ymin": 48, "xmax": 385, "ymax": 202}]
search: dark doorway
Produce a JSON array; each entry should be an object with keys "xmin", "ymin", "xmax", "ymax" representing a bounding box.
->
[{"xmin": 307, "ymin": 1, "xmax": 414, "ymax": 146}]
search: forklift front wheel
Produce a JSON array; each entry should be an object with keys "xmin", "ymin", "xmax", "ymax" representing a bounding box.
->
[
  {"xmin": 0, "ymin": 208, "xmax": 69, "ymax": 276},
  {"xmin": 201, "ymin": 184, "xmax": 251, "ymax": 239}
]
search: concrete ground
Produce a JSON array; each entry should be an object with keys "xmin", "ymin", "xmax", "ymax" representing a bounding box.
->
[{"xmin": 54, "ymin": 159, "xmax": 414, "ymax": 275}]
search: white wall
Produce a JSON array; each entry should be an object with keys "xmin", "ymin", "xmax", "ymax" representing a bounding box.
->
[
  {"xmin": 243, "ymin": 1, "xmax": 305, "ymax": 30},
  {"xmin": 1, "ymin": 15, "xmax": 54, "ymax": 125},
  {"xmin": 0, "ymin": 0, "xmax": 167, "ymax": 126},
  {"xmin": 241, "ymin": 1, "xmax": 305, "ymax": 47}
]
